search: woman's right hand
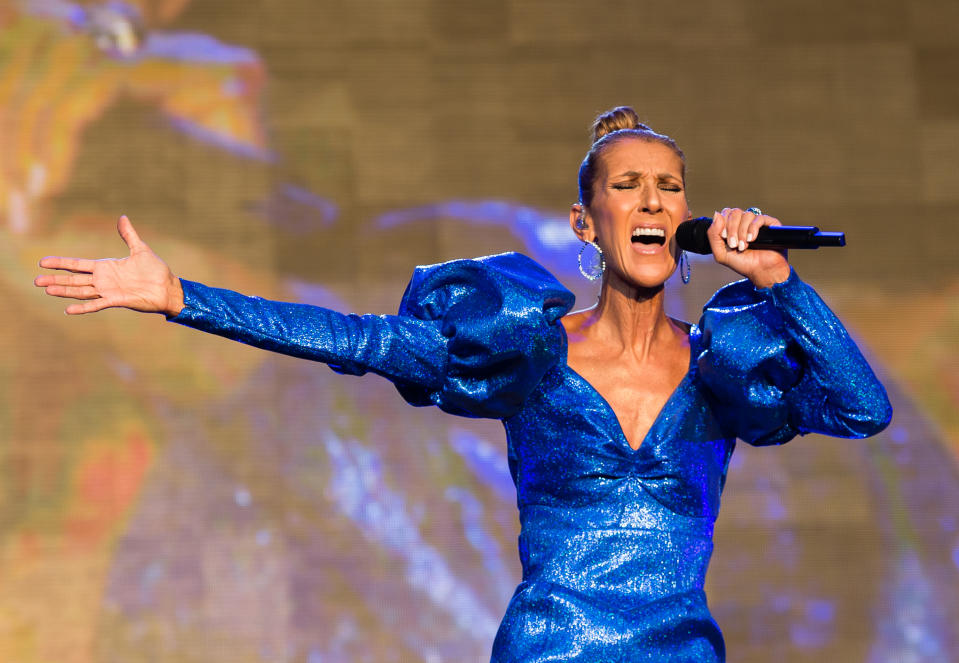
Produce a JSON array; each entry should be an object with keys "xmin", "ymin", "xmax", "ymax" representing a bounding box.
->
[{"xmin": 34, "ymin": 215, "xmax": 184, "ymax": 316}]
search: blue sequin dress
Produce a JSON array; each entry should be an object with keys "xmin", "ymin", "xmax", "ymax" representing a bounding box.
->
[{"xmin": 169, "ymin": 252, "xmax": 891, "ymax": 662}]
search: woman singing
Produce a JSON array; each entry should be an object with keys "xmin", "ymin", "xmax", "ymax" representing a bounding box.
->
[{"xmin": 35, "ymin": 106, "xmax": 891, "ymax": 661}]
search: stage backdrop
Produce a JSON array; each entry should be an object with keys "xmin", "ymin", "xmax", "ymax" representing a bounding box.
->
[{"xmin": 2, "ymin": 1, "xmax": 958, "ymax": 661}]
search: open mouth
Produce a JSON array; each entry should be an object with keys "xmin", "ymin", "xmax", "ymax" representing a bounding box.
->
[{"xmin": 631, "ymin": 228, "xmax": 666, "ymax": 246}]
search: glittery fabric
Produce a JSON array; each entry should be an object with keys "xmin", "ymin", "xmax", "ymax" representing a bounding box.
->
[{"xmin": 169, "ymin": 252, "xmax": 892, "ymax": 662}]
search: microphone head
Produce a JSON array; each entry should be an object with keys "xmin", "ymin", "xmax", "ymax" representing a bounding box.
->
[{"xmin": 675, "ymin": 217, "xmax": 713, "ymax": 255}]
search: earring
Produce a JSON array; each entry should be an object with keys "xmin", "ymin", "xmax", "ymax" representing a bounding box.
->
[
  {"xmin": 578, "ymin": 240, "xmax": 605, "ymax": 281},
  {"xmin": 679, "ymin": 250, "xmax": 691, "ymax": 284}
]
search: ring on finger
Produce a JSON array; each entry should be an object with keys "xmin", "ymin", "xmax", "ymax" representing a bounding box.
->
[{"xmin": 745, "ymin": 207, "xmax": 764, "ymax": 241}]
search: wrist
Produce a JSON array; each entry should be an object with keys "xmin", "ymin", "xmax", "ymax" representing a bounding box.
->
[
  {"xmin": 749, "ymin": 264, "xmax": 792, "ymax": 289},
  {"xmin": 165, "ymin": 275, "xmax": 184, "ymax": 317}
]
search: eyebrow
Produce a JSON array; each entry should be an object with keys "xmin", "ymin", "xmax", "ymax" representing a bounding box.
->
[{"xmin": 612, "ymin": 170, "xmax": 682, "ymax": 181}]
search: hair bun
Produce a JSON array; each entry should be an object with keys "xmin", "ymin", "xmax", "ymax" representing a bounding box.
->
[{"xmin": 591, "ymin": 106, "xmax": 651, "ymax": 143}]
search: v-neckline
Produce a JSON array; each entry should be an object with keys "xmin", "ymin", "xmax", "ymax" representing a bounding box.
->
[{"xmin": 563, "ymin": 327, "xmax": 697, "ymax": 454}]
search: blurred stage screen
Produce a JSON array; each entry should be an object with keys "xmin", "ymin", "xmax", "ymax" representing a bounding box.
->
[{"xmin": 2, "ymin": 1, "xmax": 958, "ymax": 661}]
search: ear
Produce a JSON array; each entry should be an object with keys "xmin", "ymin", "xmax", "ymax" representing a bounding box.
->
[{"xmin": 569, "ymin": 203, "xmax": 591, "ymax": 242}]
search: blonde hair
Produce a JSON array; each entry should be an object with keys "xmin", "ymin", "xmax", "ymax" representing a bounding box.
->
[{"xmin": 578, "ymin": 106, "xmax": 686, "ymax": 208}]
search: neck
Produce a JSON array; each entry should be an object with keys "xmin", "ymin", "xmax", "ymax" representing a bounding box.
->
[{"xmin": 584, "ymin": 272, "xmax": 678, "ymax": 362}]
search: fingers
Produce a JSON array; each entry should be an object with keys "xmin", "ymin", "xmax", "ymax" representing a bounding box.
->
[
  {"xmin": 38, "ymin": 255, "xmax": 98, "ymax": 273},
  {"xmin": 705, "ymin": 208, "xmax": 744, "ymax": 255},
  {"xmin": 35, "ymin": 273, "xmax": 98, "ymax": 299},
  {"xmin": 715, "ymin": 208, "xmax": 781, "ymax": 252},
  {"xmin": 34, "ymin": 273, "xmax": 94, "ymax": 287},
  {"xmin": 37, "ymin": 215, "xmax": 144, "ymax": 272},
  {"xmin": 117, "ymin": 215, "xmax": 146, "ymax": 253},
  {"xmin": 43, "ymin": 284, "xmax": 99, "ymax": 299},
  {"xmin": 706, "ymin": 211, "xmax": 727, "ymax": 253},
  {"xmin": 65, "ymin": 298, "xmax": 115, "ymax": 315},
  {"xmin": 706, "ymin": 207, "xmax": 791, "ymax": 286},
  {"xmin": 721, "ymin": 208, "xmax": 749, "ymax": 251},
  {"xmin": 744, "ymin": 214, "xmax": 763, "ymax": 243}
]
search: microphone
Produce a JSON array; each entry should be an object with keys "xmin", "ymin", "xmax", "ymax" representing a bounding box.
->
[{"xmin": 676, "ymin": 217, "xmax": 846, "ymax": 255}]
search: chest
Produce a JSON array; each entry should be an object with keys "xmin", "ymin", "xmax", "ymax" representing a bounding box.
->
[
  {"xmin": 566, "ymin": 356, "xmax": 690, "ymax": 451},
  {"xmin": 502, "ymin": 363, "xmax": 733, "ymax": 520}
]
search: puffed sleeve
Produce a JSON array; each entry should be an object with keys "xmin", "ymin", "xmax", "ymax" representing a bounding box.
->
[
  {"xmin": 392, "ymin": 252, "xmax": 575, "ymax": 418},
  {"xmin": 168, "ymin": 252, "xmax": 574, "ymax": 419},
  {"xmin": 696, "ymin": 267, "xmax": 892, "ymax": 446}
]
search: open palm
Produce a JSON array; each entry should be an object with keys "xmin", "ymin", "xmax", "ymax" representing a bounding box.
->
[{"xmin": 35, "ymin": 216, "xmax": 183, "ymax": 316}]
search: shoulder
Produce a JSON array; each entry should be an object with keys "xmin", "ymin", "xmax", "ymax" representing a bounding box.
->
[
  {"xmin": 400, "ymin": 252, "xmax": 575, "ymax": 324},
  {"xmin": 405, "ymin": 252, "xmax": 566, "ymax": 295},
  {"xmin": 394, "ymin": 252, "xmax": 576, "ymax": 418}
]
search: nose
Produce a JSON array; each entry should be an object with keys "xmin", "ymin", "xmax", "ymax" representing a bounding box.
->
[{"xmin": 639, "ymin": 184, "xmax": 662, "ymax": 213}]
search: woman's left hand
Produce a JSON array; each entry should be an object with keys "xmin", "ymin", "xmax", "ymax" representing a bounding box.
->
[{"xmin": 706, "ymin": 208, "xmax": 792, "ymax": 289}]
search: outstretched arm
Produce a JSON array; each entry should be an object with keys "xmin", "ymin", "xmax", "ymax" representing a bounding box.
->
[
  {"xmin": 35, "ymin": 216, "xmax": 447, "ymax": 390},
  {"xmin": 36, "ymin": 225, "xmax": 572, "ymax": 419},
  {"xmin": 35, "ymin": 215, "xmax": 184, "ymax": 316},
  {"xmin": 169, "ymin": 278, "xmax": 447, "ymax": 390}
]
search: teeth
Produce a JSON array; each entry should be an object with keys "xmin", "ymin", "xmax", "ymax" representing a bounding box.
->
[{"xmin": 631, "ymin": 228, "xmax": 665, "ymax": 237}]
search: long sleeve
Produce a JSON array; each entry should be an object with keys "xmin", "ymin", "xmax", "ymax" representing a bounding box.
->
[
  {"xmin": 168, "ymin": 252, "xmax": 575, "ymax": 419},
  {"xmin": 169, "ymin": 279, "xmax": 450, "ymax": 392},
  {"xmin": 696, "ymin": 267, "xmax": 892, "ymax": 446}
]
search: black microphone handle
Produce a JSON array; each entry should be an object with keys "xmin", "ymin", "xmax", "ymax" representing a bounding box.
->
[{"xmin": 676, "ymin": 217, "xmax": 846, "ymax": 255}]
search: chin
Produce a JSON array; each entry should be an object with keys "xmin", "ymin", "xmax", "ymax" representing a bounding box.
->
[{"xmin": 625, "ymin": 262, "xmax": 675, "ymax": 290}]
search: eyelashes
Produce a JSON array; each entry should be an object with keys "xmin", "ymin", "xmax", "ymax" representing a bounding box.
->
[{"xmin": 610, "ymin": 183, "xmax": 683, "ymax": 192}]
